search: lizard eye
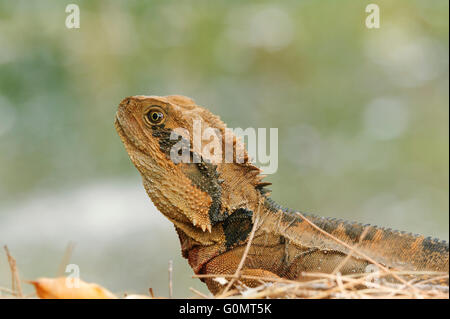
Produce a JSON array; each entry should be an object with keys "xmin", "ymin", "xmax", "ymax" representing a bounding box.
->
[{"xmin": 144, "ymin": 106, "xmax": 165, "ymax": 125}]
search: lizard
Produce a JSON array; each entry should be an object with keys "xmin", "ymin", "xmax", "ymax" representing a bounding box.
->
[{"xmin": 115, "ymin": 95, "xmax": 449, "ymax": 294}]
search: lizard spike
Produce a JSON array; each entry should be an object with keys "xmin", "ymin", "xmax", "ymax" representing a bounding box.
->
[
  {"xmin": 206, "ymin": 225, "xmax": 212, "ymax": 233},
  {"xmin": 248, "ymin": 170, "xmax": 260, "ymax": 176},
  {"xmin": 192, "ymin": 218, "xmax": 198, "ymax": 226},
  {"xmin": 256, "ymin": 182, "xmax": 272, "ymax": 188},
  {"xmin": 201, "ymin": 224, "xmax": 207, "ymax": 232}
]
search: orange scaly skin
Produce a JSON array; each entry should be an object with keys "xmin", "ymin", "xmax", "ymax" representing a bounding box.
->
[{"xmin": 115, "ymin": 95, "xmax": 449, "ymax": 294}]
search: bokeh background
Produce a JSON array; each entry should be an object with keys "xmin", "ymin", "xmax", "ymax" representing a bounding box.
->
[{"xmin": 0, "ymin": 0, "xmax": 448, "ymax": 297}]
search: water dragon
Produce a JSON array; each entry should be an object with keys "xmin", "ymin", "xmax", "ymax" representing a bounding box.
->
[{"xmin": 115, "ymin": 95, "xmax": 449, "ymax": 294}]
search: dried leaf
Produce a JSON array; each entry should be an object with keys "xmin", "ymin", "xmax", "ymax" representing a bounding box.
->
[{"xmin": 29, "ymin": 277, "xmax": 117, "ymax": 299}]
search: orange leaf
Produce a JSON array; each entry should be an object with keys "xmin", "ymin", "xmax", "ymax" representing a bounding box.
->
[{"xmin": 29, "ymin": 277, "xmax": 117, "ymax": 299}]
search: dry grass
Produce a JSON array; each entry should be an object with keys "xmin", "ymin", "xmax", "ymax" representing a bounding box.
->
[{"xmin": 192, "ymin": 271, "xmax": 448, "ymax": 299}]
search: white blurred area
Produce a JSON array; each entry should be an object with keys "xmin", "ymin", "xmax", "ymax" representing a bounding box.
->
[
  {"xmin": 364, "ymin": 23, "xmax": 448, "ymax": 88},
  {"xmin": 0, "ymin": 181, "xmax": 162, "ymax": 242},
  {"xmin": 226, "ymin": 5, "xmax": 294, "ymax": 52},
  {"xmin": 0, "ymin": 180, "xmax": 207, "ymax": 297},
  {"xmin": 363, "ymin": 98, "xmax": 409, "ymax": 140}
]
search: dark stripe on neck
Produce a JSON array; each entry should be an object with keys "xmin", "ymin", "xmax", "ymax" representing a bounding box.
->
[
  {"xmin": 152, "ymin": 125, "xmax": 225, "ymax": 226},
  {"xmin": 222, "ymin": 208, "xmax": 253, "ymax": 249}
]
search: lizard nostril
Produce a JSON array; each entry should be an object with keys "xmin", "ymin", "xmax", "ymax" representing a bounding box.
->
[{"xmin": 120, "ymin": 97, "xmax": 132, "ymax": 108}]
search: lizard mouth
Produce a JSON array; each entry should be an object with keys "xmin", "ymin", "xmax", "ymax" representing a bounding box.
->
[
  {"xmin": 115, "ymin": 113, "xmax": 153, "ymax": 160},
  {"xmin": 115, "ymin": 114, "xmax": 139, "ymax": 153},
  {"xmin": 114, "ymin": 114, "xmax": 129, "ymax": 144}
]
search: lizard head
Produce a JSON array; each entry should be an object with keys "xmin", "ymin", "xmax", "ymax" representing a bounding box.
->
[{"xmin": 115, "ymin": 95, "xmax": 269, "ymax": 237}]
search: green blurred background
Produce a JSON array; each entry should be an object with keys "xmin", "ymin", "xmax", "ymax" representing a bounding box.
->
[{"xmin": 0, "ymin": 0, "xmax": 448, "ymax": 297}]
